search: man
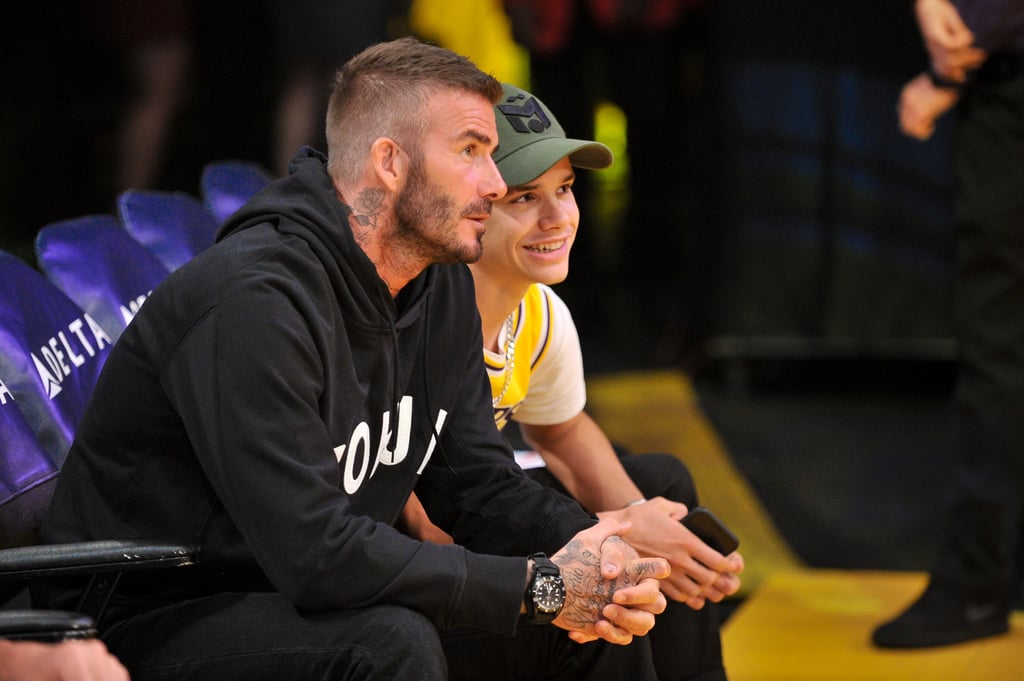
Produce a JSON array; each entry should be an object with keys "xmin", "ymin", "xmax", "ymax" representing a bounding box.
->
[
  {"xmin": 37, "ymin": 37, "xmax": 669, "ymax": 680},
  {"xmin": 874, "ymin": 0, "xmax": 1024, "ymax": 648},
  {"xmin": 402, "ymin": 82, "xmax": 743, "ymax": 680}
]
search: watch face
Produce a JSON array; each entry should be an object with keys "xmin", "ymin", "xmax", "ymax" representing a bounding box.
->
[{"xmin": 534, "ymin": 575, "xmax": 566, "ymax": 613}]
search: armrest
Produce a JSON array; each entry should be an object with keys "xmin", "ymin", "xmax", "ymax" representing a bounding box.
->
[
  {"xmin": 0, "ymin": 540, "xmax": 199, "ymax": 580},
  {"xmin": 0, "ymin": 610, "xmax": 96, "ymax": 641}
]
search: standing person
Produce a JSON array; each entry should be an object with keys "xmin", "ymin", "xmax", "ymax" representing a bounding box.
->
[
  {"xmin": 403, "ymin": 82, "xmax": 744, "ymax": 680},
  {"xmin": 873, "ymin": 0, "xmax": 1024, "ymax": 648},
  {"xmin": 86, "ymin": 0, "xmax": 194, "ymax": 191},
  {"xmin": 36, "ymin": 37, "xmax": 670, "ymax": 681},
  {"xmin": 0, "ymin": 639, "xmax": 129, "ymax": 681},
  {"xmin": 267, "ymin": 0, "xmax": 399, "ymax": 177}
]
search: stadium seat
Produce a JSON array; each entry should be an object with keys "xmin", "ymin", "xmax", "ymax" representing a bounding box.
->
[
  {"xmin": 0, "ymin": 252, "xmax": 199, "ymax": 641},
  {"xmin": 200, "ymin": 159, "xmax": 274, "ymax": 224},
  {"xmin": 0, "ymin": 376, "xmax": 57, "ymax": 550},
  {"xmin": 0, "ymin": 251, "xmax": 111, "ymax": 468},
  {"xmin": 35, "ymin": 215, "xmax": 171, "ymax": 341},
  {"xmin": 117, "ymin": 189, "xmax": 219, "ymax": 271}
]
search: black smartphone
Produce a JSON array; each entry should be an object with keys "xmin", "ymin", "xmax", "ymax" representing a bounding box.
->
[{"xmin": 681, "ymin": 506, "xmax": 739, "ymax": 555}]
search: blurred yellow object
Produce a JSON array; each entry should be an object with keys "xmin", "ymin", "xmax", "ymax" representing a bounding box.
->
[{"xmin": 408, "ymin": 0, "xmax": 529, "ymax": 87}]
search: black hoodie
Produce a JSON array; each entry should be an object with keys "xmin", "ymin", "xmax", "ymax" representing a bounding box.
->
[{"xmin": 40, "ymin": 149, "xmax": 594, "ymax": 636}]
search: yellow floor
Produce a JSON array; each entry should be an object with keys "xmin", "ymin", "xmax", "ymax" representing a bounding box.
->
[
  {"xmin": 586, "ymin": 370, "xmax": 802, "ymax": 595},
  {"xmin": 723, "ymin": 568, "xmax": 1024, "ymax": 681},
  {"xmin": 586, "ymin": 370, "xmax": 1024, "ymax": 679}
]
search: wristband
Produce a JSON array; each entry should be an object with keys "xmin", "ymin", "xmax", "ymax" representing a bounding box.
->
[
  {"xmin": 927, "ymin": 65, "xmax": 964, "ymax": 90},
  {"xmin": 622, "ymin": 498, "xmax": 647, "ymax": 508}
]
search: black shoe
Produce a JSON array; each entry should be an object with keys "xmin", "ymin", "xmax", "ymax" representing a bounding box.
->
[{"xmin": 872, "ymin": 579, "xmax": 1010, "ymax": 649}]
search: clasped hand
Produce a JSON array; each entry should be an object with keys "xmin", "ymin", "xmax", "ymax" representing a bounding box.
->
[
  {"xmin": 600, "ymin": 497, "xmax": 744, "ymax": 610},
  {"xmin": 550, "ymin": 518, "xmax": 670, "ymax": 645}
]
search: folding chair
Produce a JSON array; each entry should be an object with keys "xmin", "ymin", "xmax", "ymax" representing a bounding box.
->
[
  {"xmin": 200, "ymin": 159, "xmax": 275, "ymax": 224},
  {"xmin": 35, "ymin": 215, "xmax": 171, "ymax": 341},
  {"xmin": 117, "ymin": 189, "xmax": 220, "ymax": 272}
]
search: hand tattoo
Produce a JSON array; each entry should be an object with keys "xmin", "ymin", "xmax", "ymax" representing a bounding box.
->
[{"xmin": 554, "ymin": 536, "xmax": 642, "ymax": 629}]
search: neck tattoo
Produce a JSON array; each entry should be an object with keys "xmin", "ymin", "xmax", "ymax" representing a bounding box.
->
[{"xmin": 492, "ymin": 312, "xmax": 516, "ymax": 407}]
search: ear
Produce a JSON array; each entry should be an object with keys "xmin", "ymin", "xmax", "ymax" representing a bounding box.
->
[{"xmin": 370, "ymin": 137, "xmax": 407, "ymax": 192}]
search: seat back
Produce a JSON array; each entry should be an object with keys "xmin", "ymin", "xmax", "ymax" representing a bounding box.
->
[
  {"xmin": 200, "ymin": 159, "xmax": 274, "ymax": 224},
  {"xmin": 0, "ymin": 252, "xmax": 112, "ymax": 468},
  {"xmin": 0, "ymin": 378, "xmax": 57, "ymax": 549},
  {"xmin": 35, "ymin": 215, "xmax": 171, "ymax": 341},
  {"xmin": 117, "ymin": 190, "xmax": 220, "ymax": 271}
]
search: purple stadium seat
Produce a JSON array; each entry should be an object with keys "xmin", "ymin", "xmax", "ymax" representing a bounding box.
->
[
  {"xmin": 0, "ymin": 252, "xmax": 112, "ymax": 467},
  {"xmin": 117, "ymin": 189, "xmax": 220, "ymax": 271},
  {"xmin": 200, "ymin": 159, "xmax": 275, "ymax": 224},
  {"xmin": 35, "ymin": 214, "xmax": 171, "ymax": 340},
  {"xmin": 0, "ymin": 378, "xmax": 57, "ymax": 548}
]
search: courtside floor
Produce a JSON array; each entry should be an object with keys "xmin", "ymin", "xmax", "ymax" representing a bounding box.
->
[
  {"xmin": 586, "ymin": 370, "xmax": 803, "ymax": 595},
  {"xmin": 722, "ymin": 568, "xmax": 1024, "ymax": 681}
]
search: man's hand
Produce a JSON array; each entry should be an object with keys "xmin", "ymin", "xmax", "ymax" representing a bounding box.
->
[
  {"xmin": 550, "ymin": 518, "xmax": 670, "ymax": 645},
  {"xmin": 0, "ymin": 639, "xmax": 130, "ymax": 681},
  {"xmin": 600, "ymin": 497, "xmax": 743, "ymax": 609},
  {"xmin": 898, "ymin": 71, "xmax": 962, "ymax": 140},
  {"xmin": 915, "ymin": 0, "xmax": 986, "ymax": 82}
]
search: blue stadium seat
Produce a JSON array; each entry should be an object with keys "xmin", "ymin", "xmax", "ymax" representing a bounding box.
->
[
  {"xmin": 117, "ymin": 189, "xmax": 220, "ymax": 271},
  {"xmin": 200, "ymin": 159, "xmax": 275, "ymax": 224},
  {"xmin": 35, "ymin": 215, "xmax": 171, "ymax": 341}
]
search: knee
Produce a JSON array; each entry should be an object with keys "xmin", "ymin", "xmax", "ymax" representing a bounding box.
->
[
  {"xmin": 630, "ymin": 453, "xmax": 699, "ymax": 507},
  {"xmin": 351, "ymin": 606, "xmax": 446, "ymax": 680}
]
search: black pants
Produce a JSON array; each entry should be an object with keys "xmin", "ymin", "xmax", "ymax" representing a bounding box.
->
[
  {"xmin": 102, "ymin": 591, "xmax": 655, "ymax": 681},
  {"xmin": 934, "ymin": 52, "xmax": 1024, "ymax": 598},
  {"xmin": 528, "ymin": 452, "xmax": 727, "ymax": 681}
]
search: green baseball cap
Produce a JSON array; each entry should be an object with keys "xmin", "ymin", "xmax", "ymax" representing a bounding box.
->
[{"xmin": 493, "ymin": 83, "xmax": 613, "ymax": 186}]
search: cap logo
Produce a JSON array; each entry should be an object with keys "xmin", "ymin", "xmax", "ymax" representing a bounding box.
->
[{"xmin": 498, "ymin": 94, "xmax": 551, "ymax": 134}]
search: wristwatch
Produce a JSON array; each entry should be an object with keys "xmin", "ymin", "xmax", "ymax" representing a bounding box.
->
[{"xmin": 524, "ymin": 553, "xmax": 565, "ymax": 624}]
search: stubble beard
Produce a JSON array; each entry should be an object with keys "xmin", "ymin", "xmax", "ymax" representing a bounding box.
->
[{"xmin": 394, "ymin": 155, "xmax": 489, "ymax": 265}]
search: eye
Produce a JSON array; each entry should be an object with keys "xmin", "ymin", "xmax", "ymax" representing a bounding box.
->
[
  {"xmin": 510, "ymin": 191, "xmax": 536, "ymax": 204},
  {"xmin": 557, "ymin": 182, "xmax": 574, "ymax": 195}
]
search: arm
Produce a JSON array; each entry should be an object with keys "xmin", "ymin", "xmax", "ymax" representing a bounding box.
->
[
  {"xmin": 915, "ymin": 0, "xmax": 986, "ymax": 82},
  {"xmin": 522, "ymin": 412, "xmax": 644, "ymax": 511},
  {"xmin": 0, "ymin": 640, "xmax": 130, "ymax": 681},
  {"xmin": 522, "ymin": 415, "xmax": 744, "ymax": 608},
  {"xmin": 898, "ymin": 71, "xmax": 962, "ymax": 140}
]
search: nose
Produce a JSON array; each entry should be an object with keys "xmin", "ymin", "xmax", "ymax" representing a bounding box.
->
[
  {"xmin": 480, "ymin": 155, "xmax": 507, "ymax": 200},
  {"xmin": 539, "ymin": 196, "xmax": 574, "ymax": 231}
]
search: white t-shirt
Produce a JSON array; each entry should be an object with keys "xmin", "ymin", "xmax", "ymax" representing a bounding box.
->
[{"xmin": 484, "ymin": 283, "xmax": 586, "ymax": 431}]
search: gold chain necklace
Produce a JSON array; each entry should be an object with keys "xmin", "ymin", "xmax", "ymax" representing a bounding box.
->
[{"xmin": 492, "ymin": 312, "xmax": 516, "ymax": 407}]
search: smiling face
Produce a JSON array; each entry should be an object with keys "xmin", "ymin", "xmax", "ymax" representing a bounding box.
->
[
  {"xmin": 473, "ymin": 156, "xmax": 579, "ymax": 292},
  {"xmin": 393, "ymin": 89, "xmax": 506, "ymax": 265}
]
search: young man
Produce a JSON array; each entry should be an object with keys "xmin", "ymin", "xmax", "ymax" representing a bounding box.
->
[
  {"xmin": 474, "ymin": 83, "xmax": 743, "ymax": 680},
  {"xmin": 36, "ymin": 38, "xmax": 670, "ymax": 681}
]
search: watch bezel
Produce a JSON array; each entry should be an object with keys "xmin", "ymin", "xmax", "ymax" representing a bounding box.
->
[{"xmin": 525, "ymin": 553, "xmax": 565, "ymax": 624}]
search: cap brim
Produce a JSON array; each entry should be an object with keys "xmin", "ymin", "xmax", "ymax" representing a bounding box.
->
[{"xmin": 496, "ymin": 138, "xmax": 613, "ymax": 186}]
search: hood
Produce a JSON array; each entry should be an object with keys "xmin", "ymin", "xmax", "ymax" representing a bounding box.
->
[{"xmin": 215, "ymin": 146, "xmax": 434, "ymax": 331}]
